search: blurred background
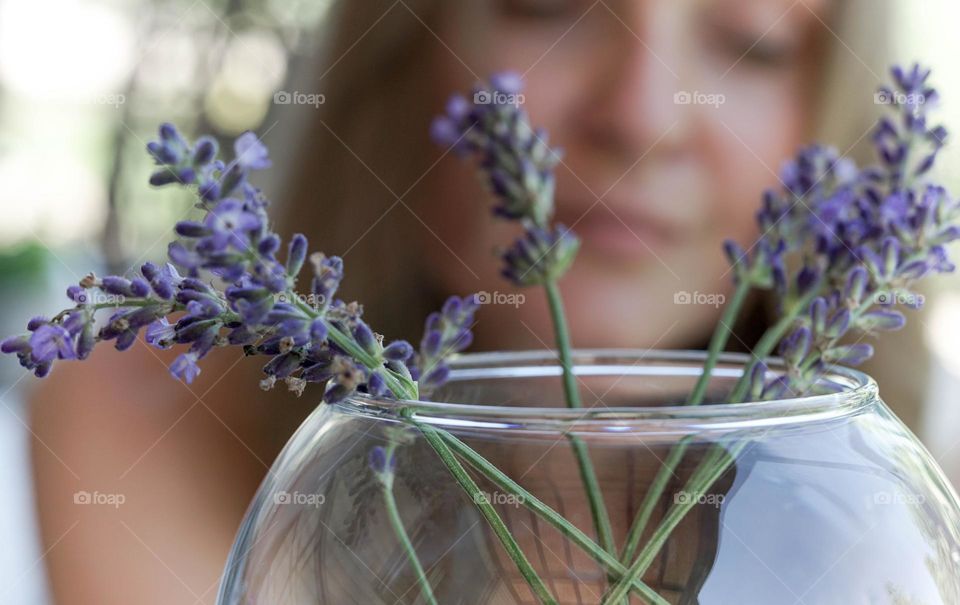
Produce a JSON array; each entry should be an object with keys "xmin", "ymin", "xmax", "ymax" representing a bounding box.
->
[
  {"xmin": 0, "ymin": 1, "xmax": 331, "ymax": 601},
  {"xmin": 2, "ymin": 0, "xmax": 960, "ymax": 602}
]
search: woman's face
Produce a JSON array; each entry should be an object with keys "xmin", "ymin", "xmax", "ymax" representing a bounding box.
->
[{"xmin": 421, "ymin": 0, "xmax": 828, "ymax": 350}]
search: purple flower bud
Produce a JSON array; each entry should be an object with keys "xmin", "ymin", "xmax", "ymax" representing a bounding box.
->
[
  {"xmin": 199, "ymin": 180, "xmax": 221, "ymax": 202},
  {"xmin": 76, "ymin": 322, "xmax": 95, "ymax": 360},
  {"xmin": 881, "ymin": 237, "xmax": 901, "ymax": 277},
  {"xmin": 310, "ymin": 254, "xmax": 344, "ymax": 305},
  {"xmin": 114, "ymin": 329, "xmax": 137, "ymax": 351},
  {"xmin": 366, "ymin": 372, "xmax": 389, "ymax": 397},
  {"xmin": 258, "ymin": 234, "xmax": 281, "ymax": 257},
  {"xmin": 309, "ymin": 319, "xmax": 327, "ymax": 342},
  {"xmin": 859, "ymin": 309, "xmax": 906, "ymax": 332},
  {"xmin": 825, "ymin": 309, "xmax": 851, "ymax": 339},
  {"xmin": 33, "ymin": 362, "xmax": 52, "ymax": 378},
  {"xmin": 159, "ymin": 122, "xmax": 182, "ymax": 143},
  {"xmin": 442, "ymin": 297, "xmax": 462, "ymax": 319},
  {"xmin": 141, "ymin": 263, "xmax": 181, "ymax": 300},
  {"xmin": 420, "ymin": 365, "xmax": 451, "ymax": 390},
  {"xmin": 723, "ymin": 239, "xmax": 746, "ymax": 268},
  {"xmin": 67, "ymin": 285, "xmax": 88, "ymax": 304},
  {"xmin": 26, "ymin": 317, "xmax": 47, "ymax": 331},
  {"xmin": 780, "ymin": 326, "xmax": 811, "ymax": 367},
  {"xmin": 168, "ymin": 242, "xmax": 201, "ymax": 271},
  {"xmin": 172, "ymin": 317, "xmax": 218, "ymax": 343},
  {"xmin": 421, "ymin": 327, "xmax": 442, "ymax": 359},
  {"xmin": 1, "ymin": 336, "xmax": 30, "ymax": 354},
  {"xmin": 502, "ymin": 225, "xmax": 580, "ymax": 286},
  {"xmin": 263, "ymin": 352, "xmax": 302, "ymax": 378},
  {"xmin": 149, "ymin": 169, "xmax": 180, "ymax": 187},
  {"xmin": 823, "ymin": 343, "xmax": 874, "ymax": 366},
  {"xmin": 383, "ymin": 340, "xmax": 413, "ymax": 362},
  {"xmin": 228, "ymin": 325, "xmax": 259, "ymax": 346},
  {"xmin": 175, "ymin": 221, "xmax": 210, "ymax": 238},
  {"xmin": 130, "ymin": 278, "xmax": 151, "ymax": 298},
  {"xmin": 286, "ymin": 234, "xmax": 308, "ymax": 277},
  {"xmin": 810, "ymin": 297, "xmax": 828, "ymax": 333},
  {"xmin": 490, "ymin": 71, "xmax": 523, "ymax": 95},
  {"xmin": 843, "ymin": 267, "xmax": 869, "ymax": 303},
  {"xmin": 101, "ymin": 276, "xmax": 132, "ymax": 296},
  {"xmin": 353, "ymin": 320, "xmax": 377, "ymax": 355},
  {"xmin": 147, "ymin": 140, "xmax": 177, "ymax": 165},
  {"xmin": 795, "ymin": 264, "xmax": 821, "ymax": 296},
  {"xmin": 141, "ymin": 262, "xmax": 160, "ymax": 281},
  {"xmin": 430, "ymin": 116, "xmax": 462, "ymax": 149},
  {"xmin": 177, "ymin": 167, "xmax": 196, "ymax": 184},
  {"xmin": 746, "ymin": 362, "xmax": 769, "ymax": 401},
  {"xmin": 192, "ymin": 136, "xmax": 218, "ymax": 165}
]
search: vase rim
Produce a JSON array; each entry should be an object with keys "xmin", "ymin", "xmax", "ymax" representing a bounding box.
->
[{"xmin": 341, "ymin": 349, "xmax": 879, "ymax": 433}]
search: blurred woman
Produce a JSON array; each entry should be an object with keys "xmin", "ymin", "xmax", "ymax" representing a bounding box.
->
[{"xmin": 31, "ymin": 0, "xmax": 923, "ymax": 603}]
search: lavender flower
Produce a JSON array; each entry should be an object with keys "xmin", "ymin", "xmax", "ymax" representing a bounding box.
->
[
  {"xmin": 735, "ymin": 63, "xmax": 959, "ymax": 398},
  {"xmin": 3, "ymin": 124, "xmax": 475, "ymax": 405},
  {"xmin": 411, "ymin": 295, "xmax": 479, "ymax": 394},
  {"xmin": 432, "ymin": 73, "xmax": 578, "ymax": 284}
]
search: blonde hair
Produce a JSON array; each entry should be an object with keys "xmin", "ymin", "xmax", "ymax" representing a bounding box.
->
[{"xmin": 267, "ymin": 0, "xmax": 445, "ymax": 345}]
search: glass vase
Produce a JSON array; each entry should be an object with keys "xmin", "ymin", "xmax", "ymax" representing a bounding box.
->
[{"xmin": 217, "ymin": 350, "xmax": 960, "ymax": 604}]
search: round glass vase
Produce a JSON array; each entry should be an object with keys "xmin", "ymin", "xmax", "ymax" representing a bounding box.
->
[{"xmin": 217, "ymin": 350, "xmax": 960, "ymax": 604}]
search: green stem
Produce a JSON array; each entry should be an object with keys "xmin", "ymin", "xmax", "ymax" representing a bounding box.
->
[
  {"xmin": 618, "ymin": 279, "xmax": 752, "ymax": 565},
  {"xmin": 543, "ymin": 280, "xmax": 616, "ymax": 559},
  {"xmin": 603, "ymin": 441, "xmax": 746, "ymax": 604},
  {"xmin": 613, "ymin": 286, "xmax": 821, "ymax": 599},
  {"xmin": 437, "ymin": 429, "xmax": 669, "ymax": 605},
  {"xmin": 617, "ymin": 437, "xmax": 691, "ymax": 566},
  {"xmin": 407, "ymin": 410, "xmax": 558, "ymax": 605},
  {"xmin": 687, "ymin": 280, "xmax": 753, "ymax": 406},
  {"xmin": 377, "ymin": 442, "xmax": 438, "ymax": 605}
]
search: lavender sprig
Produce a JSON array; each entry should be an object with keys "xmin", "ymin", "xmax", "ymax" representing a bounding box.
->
[
  {"xmin": 368, "ymin": 438, "xmax": 438, "ymax": 605},
  {"xmin": 739, "ymin": 63, "xmax": 957, "ymax": 400},
  {"xmin": 1, "ymin": 124, "xmax": 458, "ymax": 405},
  {"xmin": 410, "ymin": 295, "xmax": 478, "ymax": 395},
  {"xmin": 433, "ymin": 73, "xmax": 617, "ymax": 570},
  {"xmin": 432, "ymin": 73, "xmax": 579, "ymax": 281}
]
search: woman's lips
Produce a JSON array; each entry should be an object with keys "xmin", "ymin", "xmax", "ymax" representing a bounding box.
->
[{"xmin": 557, "ymin": 202, "xmax": 685, "ymax": 262}]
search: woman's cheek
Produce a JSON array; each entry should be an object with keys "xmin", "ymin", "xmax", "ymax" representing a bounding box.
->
[{"xmin": 705, "ymin": 80, "xmax": 805, "ymax": 242}]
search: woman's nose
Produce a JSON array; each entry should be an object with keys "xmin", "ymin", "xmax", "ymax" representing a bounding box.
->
[{"xmin": 580, "ymin": 0, "xmax": 690, "ymax": 160}]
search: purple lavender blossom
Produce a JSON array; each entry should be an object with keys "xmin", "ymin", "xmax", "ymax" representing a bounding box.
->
[
  {"xmin": 2, "ymin": 124, "xmax": 471, "ymax": 404},
  {"xmin": 501, "ymin": 225, "xmax": 580, "ymax": 286},
  {"xmin": 411, "ymin": 296, "xmax": 479, "ymax": 394},
  {"xmin": 737, "ymin": 63, "xmax": 960, "ymax": 399},
  {"xmin": 29, "ymin": 324, "xmax": 76, "ymax": 363},
  {"xmin": 432, "ymin": 73, "xmax": 578, "ymax": 284}
]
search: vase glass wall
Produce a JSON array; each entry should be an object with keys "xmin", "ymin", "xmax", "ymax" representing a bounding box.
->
[{"xmin": 218, "ymin": 351, "xmax": 960, "ymax": 604}]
